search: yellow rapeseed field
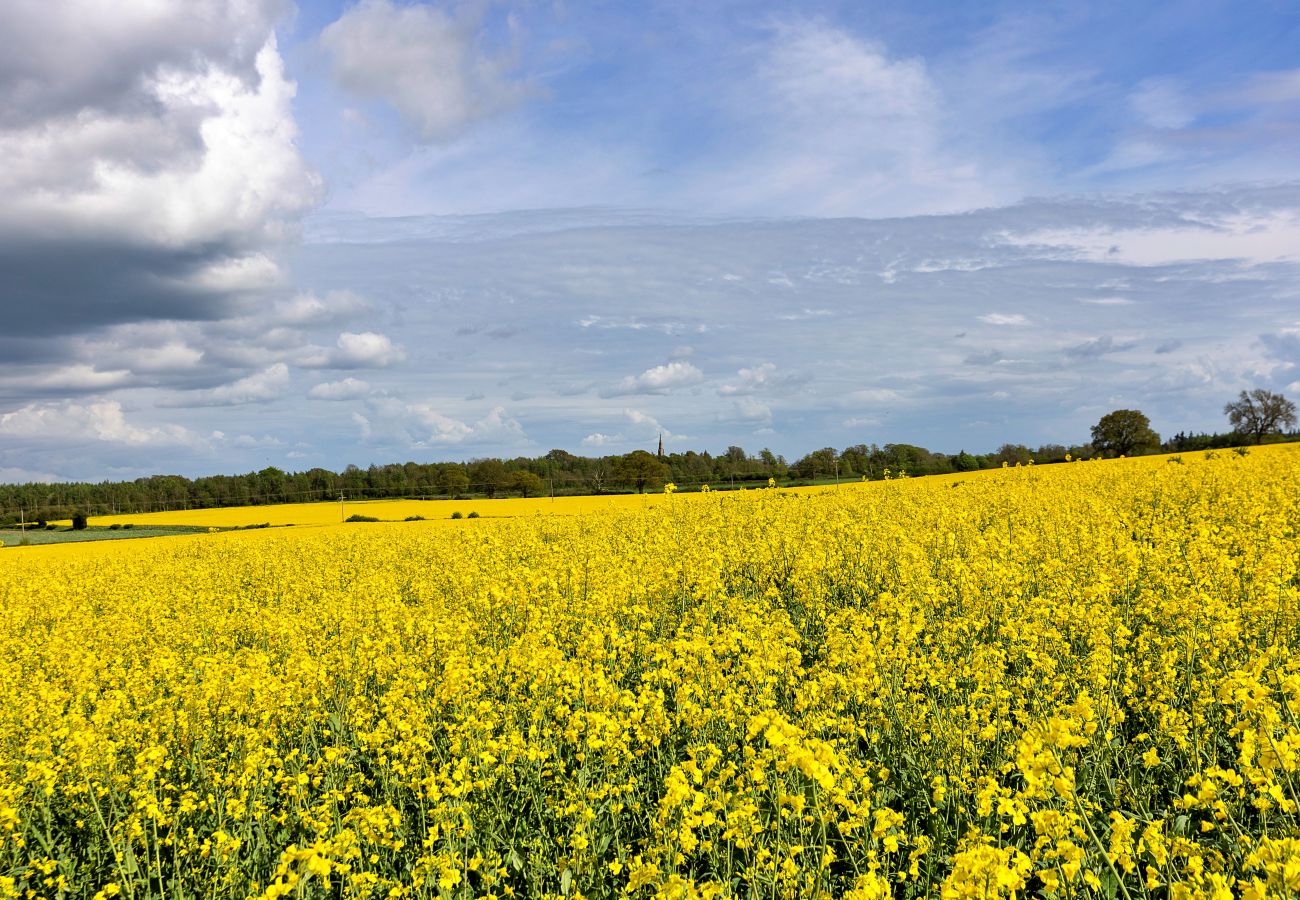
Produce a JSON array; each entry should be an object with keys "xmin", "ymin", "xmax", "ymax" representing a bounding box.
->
[
  {"xmin": 77, "ymin": 493, "xmax": 676, "ymax": 529},
  {"xmin": 3, "ymin": 447, "xmax": 1300, "ymax": 899},
  {"xmin": 75, "ymin": 484, "xmax": 851, "ymax": 530}
]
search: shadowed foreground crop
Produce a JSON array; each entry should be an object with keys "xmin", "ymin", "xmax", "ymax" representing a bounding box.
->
[{"xmin": 2, "ymin": 448, "xmax": 1300, "ymax": 898}]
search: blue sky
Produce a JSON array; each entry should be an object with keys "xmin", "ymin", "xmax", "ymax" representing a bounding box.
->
[{"xmin": 1, "ymin": 0, "xmax": 1299, "ymax": 481}]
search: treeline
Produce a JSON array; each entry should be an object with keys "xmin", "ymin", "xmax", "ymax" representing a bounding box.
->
[{"xmin": 0, "ymin": 431, "xmax": 1290, "ymax": 524}]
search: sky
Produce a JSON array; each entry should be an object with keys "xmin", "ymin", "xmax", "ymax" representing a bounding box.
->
[{"xmin": 2, "ymin": 0, "xmax": 1300, "ymax": 482}]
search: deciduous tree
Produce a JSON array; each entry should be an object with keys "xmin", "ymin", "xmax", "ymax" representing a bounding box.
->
[
  {"xmin": 508, "ymin": 470, "xmax": 545, "ymax": 498},
  {"xmin": 1225, "ymin": 389, "xmax": 1297, "ymax": 444},
  {"xmin": 615, "ymin": 451, "xmax": 669, "ymax": 493},
  {"xmin": 1090, "ymin": 409, "xmax": 1160, "ymax": 457}
]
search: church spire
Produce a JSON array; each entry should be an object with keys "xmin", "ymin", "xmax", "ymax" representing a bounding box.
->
[{"xmin": 657, "ymin": 432, "xmax": 664, "ymax": 459}]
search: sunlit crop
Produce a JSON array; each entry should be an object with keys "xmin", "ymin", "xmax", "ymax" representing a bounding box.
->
[{"xmin": 3, "ymin": 447, "xmax": 1300, "ymax": 898}]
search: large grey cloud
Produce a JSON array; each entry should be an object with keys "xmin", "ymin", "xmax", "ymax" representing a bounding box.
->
[
  {"xmin": 0, "ymin": 0, "xmax": 285, "ymax": 126},
  {"xmin": 0, "ymin": 0, "xmax": 318, "ymax": 340}
]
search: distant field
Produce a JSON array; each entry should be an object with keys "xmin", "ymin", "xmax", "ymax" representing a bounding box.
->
[
  {"xmin": 21, "ymin": 452, "xmax": 1200, "ymax": 542},
  {"xmin": 30, "ymin": 456, "xmax": 1208, "ymax": 534},
  {"xmin": 57, "ymin": 480, "xmax": 867, "ymax": 530},
  {"xmin": 0, "ymin": 525, "xmax": 209, "ymax": 547}
]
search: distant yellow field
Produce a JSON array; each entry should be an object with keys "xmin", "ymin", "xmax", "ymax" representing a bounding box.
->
[
  {"xmin": 74, "ymin": 480, "xmax": 866, "ymax": 529},
  {"xmin": 51, "ymin": 455, "xmax": 1188, "ymax": 531}
]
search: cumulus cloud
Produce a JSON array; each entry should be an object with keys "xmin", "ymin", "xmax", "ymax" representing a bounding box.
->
[
  {"xmin": 356, "ymin": 398, "xmax": 527, "ymax": 448},
  {"xmin": 300, "ymin": 332, "xmax": 406, "ymax": 369},
  {"xmin": 0, "ymin": 400, "xmax": 206, "ymax": 447},
  {"xmin": 321, "ymin": 0, "xmax": 529, "ymax": 143},
  {"xmin": 21, "ymin": 365, "xmax": 133, "ymax": 393},
  {"xmin": 580, "ymin": 409, "xmax": 684, "ymax": 451},
  {"xmin": 308, "ymin": 377, "xmax": 372, "ymax": 401},
  {"xmin": 603, "ymin": 362, "xmax": 704, "ymax": 397},
  {"xmin": 0, "ymin": 0, "xmax": 318, "ymax": 338},
  {"xmin": 717, "ymin": 362, "xmax": 806, "ymax": 396},
  {"xmin": 270, "ymin": 291, "xmax": 371, "ymax": 327},
  {"xmin": 160, "ymin": 363, "xmax": 290, "ymax": 407}
]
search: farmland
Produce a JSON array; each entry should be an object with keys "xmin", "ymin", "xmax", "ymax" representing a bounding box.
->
[{"xmin": 2, "ymin": 448, "xmax": 1300, "ymax": 898}]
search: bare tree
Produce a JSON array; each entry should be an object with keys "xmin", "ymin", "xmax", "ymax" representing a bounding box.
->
[{"xmin": 1225, "ymin": 390, "xmax": 1297, "ymax": 444}]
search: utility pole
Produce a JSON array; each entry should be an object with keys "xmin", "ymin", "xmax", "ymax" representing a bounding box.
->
[
  {"xmin": 835, "ymin": 459, "xmax": 840, "ymax": 490},
  {"xmin": 339, "ymin": 492, "xmax": 345, "ymax": 522}
]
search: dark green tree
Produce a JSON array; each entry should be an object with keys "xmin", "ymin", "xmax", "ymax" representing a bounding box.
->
[
  {"xmin": 615, "ymin": 451, "xmax": 670, "ymax": 493},
  {"xmin": 437, "ymin": 464, "xmax": 470, "ymax": 496},
  {"xmin": 792, "ymin": 447, "xmax": 838, "ymax": 480},
  {"xmin": 508, "ymin": 470, "xmax": 545, "ymax": 498},
  {"xmin": 468, "ymin": 459, "xmax": 509, "ymax": 498},
  {"xmin": 1090, "ymin": 410, "xmax": 1160, "ymax": 457},
  {"xmin": 994, "ymin": 444, "xmax": 1033, "ymax": 466}
]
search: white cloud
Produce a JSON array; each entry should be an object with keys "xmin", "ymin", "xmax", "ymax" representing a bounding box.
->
[
  {"xmin": 357, "ymin": 398, "xmax": 527, "ymax": 448},
  {"xmin": 0, "ymin": 400, "xmax": 205, "ymax": 447},
  {"xmin": 603, "ymin": 362, "xmax": 704, "ymax": 397},
  {"xmin": 0, "ymin": 0, "xmax": 319, "ymax": 347},
  {"xmin": 162, "ymin": 363, "xmax": 290, "ymax": 407},
  {"xmin": 978, "ymin": 313, "xmax": 1029, "ymax": 326},
  {"xmin": 271, "ymin": 291, "xmax": 371, "ymax": 326},
  {"xmin": 23, "ymin": 365, "xmax": 133, "ymax": 392},
  {"xmin": 301, "ymin": 331, "xmax": 406, "ymax": 369},
  {"xmin": 0, "ymin": 34, "xmax": 317, "ymax": 252},
  {"xmin": 0, "ymin": 0, "xmax": 283, "ymax": 124},
  {"xmin": 321, "ymin": 0, "xmax": 529, "ymax": 143},
  {"xmin": 717, "ymin": 362, "xmax": 806, "ymax": 396},
  {"xmin": 135, "ymin": 342, "xmax": 205, "ymax": 373},
  {"xmin": 579, "ymin": 409, "xmax": 684, "ymax": 451},
  {"xmin": 308, "ymin": 377, "xmax": 372, "ymax": 401},
  {"xmin": 1080, "ymin": 296, "xmax": 1134, "ymax": 306}
]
